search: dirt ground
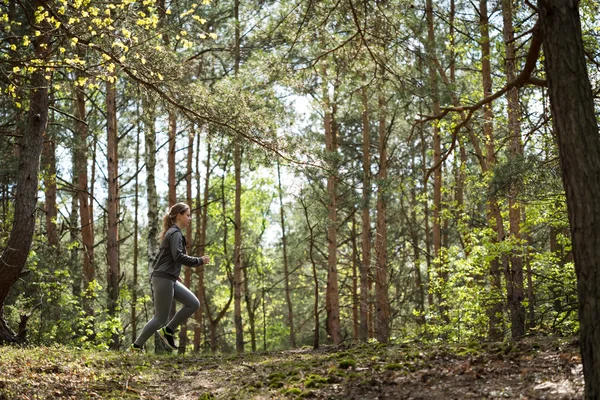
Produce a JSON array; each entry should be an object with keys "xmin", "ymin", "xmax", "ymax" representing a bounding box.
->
[
  {"xmin": 0, "ymin": 337, "xmax": 584, "ymax": 399},
  {"xmin": 146, "ymin": 337, "xmax": 583, "ymax": 399}
]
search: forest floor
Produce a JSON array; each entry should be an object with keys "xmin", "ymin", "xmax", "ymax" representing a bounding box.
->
[{"xmin": 0, "ymin": 336, "xmax": 583, "ymax": 399}]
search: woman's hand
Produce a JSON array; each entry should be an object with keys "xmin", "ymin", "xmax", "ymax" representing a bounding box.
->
[{"xmin": 200, "ymin": 255, "xmax": 210, "ymax": 265}]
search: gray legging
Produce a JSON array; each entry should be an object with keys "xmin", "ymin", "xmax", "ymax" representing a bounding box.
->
[{"xmin": 134, "ymin": 276, "xmax": 200, "ymax": 347}]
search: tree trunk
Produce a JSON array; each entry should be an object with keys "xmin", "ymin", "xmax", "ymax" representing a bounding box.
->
[
  {"xmin": 194, "ymin": 136, "xmax": 210, "ymax": 352},
  {"xmin": 74, "ymin": 74, "xmax": 95, "ymax": 315},
  {"xmin": 301, "ymin": 195, "xmax": 320, "ymax": 349},
  {"xmin": 375, "ymin": 94, "xmax": 389, "ymax": 343},
  {"xmin": 41, "ymin": 118, "xmax": 57, "ymax": 248},
  {"xmin": 168, "ymin": 108, "xmax": 177, "ymax": 207},
  {"xmin": 143, "ymin": 92, "xmax": 159, "ymax": 266},
  {"xmin": 106, "ymin": 78, "xmax": 120, "ymax": 349},
  {"xmin": 419, "ymin": 126, "xmax": 434, "ymax": 310},
  {"xmin": 479, "ymin": 0, "xmax": 504, "ymax": 340},
  {"xmin": 277, "ymin": 161, "xmax": 296, "ymax": 348},
  {"xmin": 501, "ymin": 0, "xmax": 526, "ymax": 339},
  {"xmin": 426, "ymin": 0, "xmax": 445, "ymax": 322},
  {"xmin": 0, "ymin": 6, "xmax": 49, "ymax": 342},
  {"xmin": 244, "ymin": 261, "xmax": 257, "ymax": 352},
  {"xmin": 324, "ymin": 72, "xmax": 341, "ymax": 345},
  {"xmin": 360, "ymin": 84, "xmax": 371, "ymax": 342},
  {"xmin": 69, "ymin": 158, "xmax": 80, "ymax": 299},
  {"xmin": 538, "ymin": 2, "xmax": 600, "ymax": 397},
  {"xmin": 351, "ymin": 214, "xmax": 359, "ymax": 343},
  {"xmin": 178, "ymin": 126, "xmax": 195, "ymax": 354},
  {"xmin": 204, "ymin": 165, "xmax": 236, "ymax": 352},
  {"xmin": 233, "ymin": 139, "xmax": 244, "ymax": 353},
  {"xmin": 410, "ymin": 151, "xmax": 426, "ymax": 328},
  {"xmin": 524, "ymin": 211, "xmax": 536, "ymax": 330},
  {"xmin": 132, "ymin": 110, "xmax": 141, "ymax": 343},
  {"xmin": 233, "ymin": 0, "xmax": 244, "ymax": 355}
]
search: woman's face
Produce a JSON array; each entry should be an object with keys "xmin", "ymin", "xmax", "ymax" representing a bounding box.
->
[{"xmin": 177, "ymin": 209, "xmax": 192, "ymax": 228}]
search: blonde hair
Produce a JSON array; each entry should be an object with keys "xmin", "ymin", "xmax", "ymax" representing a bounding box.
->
[{"xmin": 159, "ymin": 202, "xmax": 190, "ymax": 240}]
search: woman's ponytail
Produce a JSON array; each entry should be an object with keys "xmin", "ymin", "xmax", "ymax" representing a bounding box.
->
[{"xmin": 159, "ymin": 202, "xmax": 190, "ymax": 240}]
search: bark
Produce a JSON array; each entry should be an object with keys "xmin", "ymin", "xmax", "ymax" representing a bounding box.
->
[
  {"xmin": 502, "ymin": 0, "xmax": 526, "ymax": 338},
  {"xmin": 324, "ymin": 68, "xmax": 341, "ymax": 345},
  {"xmin": 194, "ymin": 136, "xmax": 210, "ymax": 352},
  {"xmin": 233, "ymin": 0, "xmax": 244, "ymax": 354},
  {"xmin": 375, "ymin": 94, "xmax": 389, "ymax": 343},
  {"xmin": 277, "ymin": 161, "xmax": 296, "ymax": 348},
  {"xmin": 41, "ymin": 119, "xmax": 57, "ymax": 248},
  {"xmin": 360, "ymin": 84, "xmax": 371, "ymax": 342},
  {"xmin": 301, "ymin": 196, "xmax": 320, "ymax": 349},
  {"xmin": 233, "ymin": 139, "xmax": 244, "ymax": 354},
  {"xmin": 524, "ymin": 211, "xmax": 536, "ymax": 330},
  {"xmin": 178, "ymin": 127, "xmax": 195, "ymax": 354},
  {"xmin": 204, "ymin": 168, "xmax": 234, "ymax": 352},
  {"xmin": 351, "ymin": 215, "xmax": 359, "ymax": 343},
  {"xmin": 132, "ymin": 113, "xmax": 141, "ymax": 343},
  {"xmin": 69, "ymin": 159, "xmax": 80, "ymax": 299},
  {"xmin": 0, "ymin": 7, "xmax": 50, "ymax": 342},
  {"xmin": 167, "ymin": 108, "xmax": 177, "ymax": 207},
  {"xmin": 74, "ymin": 74, "xmax": 95, "ymax": 306},
  {"xmin": 106, "ymin": 79, "xmax": 120, "ymax": 349},
  {"xmin": 426, "ymin": 0, "xmax": 445, "ymax": 320},
  {"xmin": 143, "ymin": 92, "xmax": 159, "ymax": 266},
  {"xmin": 410, "ymin": 152, "xmax": 426, "ymax": 327},
  {"xmin": 538, "ymin": 2, "xmax": 600, "ymax": 397},
  {"xmin": 479, "ymin": 0, "xmax": 504, "ymax": 340},
  {"xmin": 245, "ymin": 277, "xmax": 257, "ymax": 352},
  {"xmin": 419, "ymin": 128, "xmax": 434, "ymax": 309}
]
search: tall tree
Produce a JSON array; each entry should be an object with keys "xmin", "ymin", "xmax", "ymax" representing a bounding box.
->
[
  {"xmin": 301, "ymin": 194, "xmax": 320, "ymax": 349},
  {"xmin": 41, "ymin": 107, "xmax": 58, "ymax": 248},
  {"xmin": 0, "ymin": 0, "xmax": 50, "ymax": 343},
  {"xmin": 131, "ymin": 107, "xmax": 141, "ymax": 343},
  {"xmin": 168, "ymin": 109, "xmax": 177, "ymax": 207},
  {"xmin": 324, "ymin": 64, "xmax": 342, "ymax": 345},
  {"xmin": 375, "ymin": 93, "xmax": 390, "ymax": 343},
  {"xmin": 479, "ymin": 0, "xmax": 504, "ymax": 340},
  {"xmin": 501, "ymin": 0, "xmax": 526, "ymax": 338},
  {"xmin": 538, "ymin": 1, "xmax": 600, "ymax": 396},
  {"xmin": 233, "ymin": 0, "xmax": 245, "ymax": 354},
  {"xmin": 74, "ymin": 71, "xmax": 95, "ymax": 310},
  {"xmin": 425, "ymin": 0, "xmax": 445, "ymax": 320},
  {"xmin": 194, "ymin": 134, "xmax": 211, "ymax": 352},
  {"xmin": 143, "ymin": 92, "xmax": 160, "ymax": 265},
  {"xmin": 106, "ymin": 78, "xmax": 120, "ymax": 349},
  {"xmin": 179, "ymin": 126, "xmax": 196, "ymax": 354},
  {"xmin": 360, "ymin": 84, "xmax": 371, "ymax": 342},
  {"xmin": 277, "ymin": 161, "xmax": 296, "ymax": 348}
]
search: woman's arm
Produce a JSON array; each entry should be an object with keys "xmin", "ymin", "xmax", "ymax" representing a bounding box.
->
[{"xmin": 169, "ymin": 231, "xmax": 204, "ymax": 267}]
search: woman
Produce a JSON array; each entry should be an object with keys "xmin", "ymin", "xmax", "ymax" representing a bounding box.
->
[{"xmin": 131, "ymin": 202, "xmax": 210, "ymax": 352}]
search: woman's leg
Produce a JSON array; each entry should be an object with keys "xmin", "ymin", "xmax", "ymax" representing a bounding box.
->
[
  {"xmin": 165, "ymin": 280, "xmax": 201, "ymax": 331},
  {"xmin": 133, "ymin": 277, "xmax": 175, "ymax": 346}
]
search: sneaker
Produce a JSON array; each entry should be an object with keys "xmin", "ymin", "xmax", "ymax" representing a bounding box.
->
[
  {"xmin": 158, "ymin": 327, "xmax": 178, "ymax": 350},
  {"xmin": 130, "ymin": 343, "xmax": 144, "ymax": 353}
]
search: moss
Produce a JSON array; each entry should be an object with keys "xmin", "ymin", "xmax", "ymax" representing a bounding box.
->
[
  {"xmin": 197, "ymin": 393, "xmax": 215, "ymax": 400},
  {"xmin": 270, "ymin": 380, "xmax": 284, "ymax": 389},
  {"xmin": 359, "ymin": 378, "xmax": 379, "ymax": 387},
  {"xmin": 304, "ymin": 374, "xmax": 328, "ymax": 388},
  {"xmin": 384, "ymin": 363, "xmax": 404, "ymax": 371},
  {"xmin": 249, "ymin": 380, "xmax": 263, "ymax": 389},
  {"xmin": 338, "ymin": 359, "xmax": 356, "ymax": 370},
  {"xmin": 282, "ymin": 387, "xmax": 303, "ymax": 396},
  {"xmin": 268, "ymin": 372, "xmax": 286, "ymax": 381}
]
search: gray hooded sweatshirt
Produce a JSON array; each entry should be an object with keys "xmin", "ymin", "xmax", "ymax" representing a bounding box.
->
[{"xmin": 152, "ymin": 225, "xmax": 203, "ymax": 281}]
